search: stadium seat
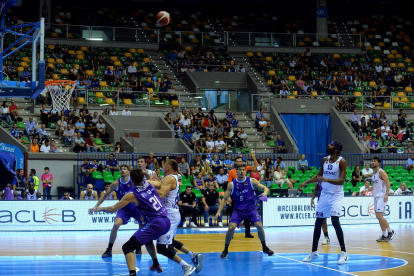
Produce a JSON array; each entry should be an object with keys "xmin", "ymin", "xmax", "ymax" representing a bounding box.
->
[{"xmin": 95, "ymin": 138, "xmax": 105, "ymax": 145}]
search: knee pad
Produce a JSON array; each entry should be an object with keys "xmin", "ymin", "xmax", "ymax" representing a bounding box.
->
[
  {"xmin": 156, "ymin": 244, "xmax": 176, "ymax": 260},
  {"xmin": 122, "ymin": 237, "xmax": 142, "ymax": 255},
  {"xmin": 172, "ymin": 239, "xmax": 184, "ymax": 250}
]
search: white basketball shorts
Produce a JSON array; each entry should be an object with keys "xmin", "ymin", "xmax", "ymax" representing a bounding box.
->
[
  {"xmin": 374, "ymin": 197, "xmax": 386, "ymax": 213},
  {"xmin": 157, "ymin": 209, "xmax": 180, "ymax": 245},
  {"xmin": 316, "ymin": 192, "xmax": 344, "ymax": 218}
]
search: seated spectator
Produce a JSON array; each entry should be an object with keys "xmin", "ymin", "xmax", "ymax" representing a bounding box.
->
[
  {"xmin": 149, "ymin": 157, "xmax": 160, "ymax": 172},
  {"xmin": 96, "ymin": 118, "xmax": 109, "ymax": 143},
  {"xmin": 210, "ymin": 154, "xmax": 222, "ymax": 174},
  {"xmin": 380, "ymin": 121, "xmax": 391, "ymax": 141},
  {"xmin": 279, "ymin": 86, "xmax": 289, "ymax": 98},
  {"xmin": 229, "ymin": 115, "xmax": 239, "ymax": 132},
  {"xmin": 50, "ymin": 140, "xmax": 59, "ymax": 153},
  {"xmin": 406, "ymin": 154, "xmax": 414, "ymax": 171},
  {"xmin": 146, "ymin": 152, "xmax": 154, "ymax": 168},
  {"xmin": 121, "ymin": 105, "xmax": 132, "ymax": 116},
  {"xmin": 80, "ymin": 184, "xmax": 99, "ymax": 200},
  {"xmin": 261, "ymin": 167, "xmax": 274, "ymax": 188},
  {"xmin": 359, "ymin": 117, "xmax": 368, "ymax": 133},
  {"xmin": 298, "ymin": 154, "xmax": 312, "ymax": 173},
  {"xmin": 361, "ymin": 163, "xmax": 373, "ymax": 182},
  {"xmin": 405, "ymin": 142, "xmax": 413, "ymax": 154},
  {"xmin": 215, "ymin": 168, "xmax": 228, "ymax": 190},
  {"xmin": 182, "ymin": 128, "xmax": 193, "ymax": 149},
  {"xmin": 75, "ymin": 117, "xmax": 85, "ymax": 135},
  {"xmin": 177, "ymin": 157, "xmax": 190, "ymax": 178},
  {"xmin": 204, "ymin": 173, "xmax": 219, "ymax": 189},
  {"xmin": 358, "ymin": 180, "xmax": 373, "ymax": 196},
  {"xmin": 264, "ymin": 157, "xmax": 274, "ymax": 173},
  {"xmin": 23, "ymin": 181, "xmax": 41, "ymax": 200},
  {"xmin": 37, "ymin": 124, "xmax": 50, "ymax": 143},
  {"xmin": 81, "ymin": 158, "xmax": 93, "ymax": 179},
  {"xmin": 73, "ymin": 132, "xmax": 87, "ymax": 152},
  {"xmin": 63, "ymin": 124, "xmax": 74, "ymax": 148},
  {"xmin": 109, "ymin": 107, "xmax": 118, "ymax": 116},
  {"xmin": 398, "ymin": 109, "xmax": 409, "ymax": 128},
  {"xmin": 8, "ymin": 100, "xmax": 22, "ymax": 122},
  {"xmin": 249, "ymin": 167, "xmax": 261, "ymax": 182},
  {"xmin": 56, "ymin": 115, "xmax": 67, "ymax": 139},
  {"xmin": 201, "ymin": 181, "xmax": 223, "ymax": 227},
  {"xmin": 350, "ymin": 109, "xmax": 360, "ymax": 132},
  {"xmin": 361, "ymin": 135, "xmax": 370, "ymax": 153},
  {"xmin": 273, "ymin": 165, "xmax": 292, "ymax": 188},
  {"xmin": 370, "ymin": 136, "xmax": 381, "ymax": 153},
  {"xmin": 0, "ymin": 183, "xmax": 18, "ymax": 200},
  {"xmin": 161, "ymin": 156, "xmax": 170, "ymax": 169},
  {"xmin": 398, "ymin": 125, "xmax": 410, "ymax": 142},
  {"xmin": 106, "ymin": 153, "xmax": 119, "ymax": 172},
  {"xmin": 61, "ymin": 191, "xmax": 74, "ymax": 200},
  {"xmin": 262, "ymin": 122, "xmax": 272, "ymax": 142},
  {"xmin": 91, "ymin": 76, "xmax": 101, "ymax": 91},
  {"xmin": 255, "ymin": 109, "xmax": 264, "ymax": 129},
  {"xmin": 178, "ymin": 185, "xmax": 198, "ymax": 227},
  {"xmin": 387, "ymin": 137, "xmax": 397, "ymax": 153},
  {"xmin": 30, "ymin": 138, "xmax": 39, "ymax": 153},
  {"xmin": 173, "ymin": 122, "xmax": 182, "ymax": 138},
  {"xmin": 39, "ymin": 139, "xmax": 51, "ymax": 153},
  {"xmin": 85, "ymin": 134, "xmax": 99, "ymax": 153},
  {"xmin": 25, "ymin": 116, "xmax": 36, "ymax": 141},
  {"xmin": 275, "ymin": 135, "xmax": 287, "ymax": 153},
  {"xmin": 351, "ymin": 165, "xmax": 363, "ymax": 187},
  {"xmin": 114, "ymin": 142, "xmax": 126, "ymax": 153},
  {"xmin": 168, "ymin": 106, "xmax": 180, "ymax": 124},
  {"xmin": 180, "ymin": 113, "xmax": 192, "ymax": 131},
  {"xmin": 222, "ymin": 154, "xmax": 233, "ymax": 174},
  {"xmin": 85, "ymin": 117, "xmax": 97, "ymax": 137},
  {"xmin": 395, "ymin": 182, "xmax": 412, "ymax": 195},
  {"xmin": 214, "ymin": 136, "xmax": 227, "ymax": 153},
  {"xmin": 205, "ymin": 135, "xmax": 214, "ymax": 153},
  {"xmin": 10, "ymin": 123, "xmax": 25, "ymax": 144},
  {"xmin": 193, "ymin": 172, "xmax": 205, "ymax": 190},
  {"xmin": 100, "ymin": 182, "xmax": 117, "ymax": 199}
]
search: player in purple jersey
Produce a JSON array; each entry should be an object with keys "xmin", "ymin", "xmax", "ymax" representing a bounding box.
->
[
  {"xmin": 93, "ymin": 169, "xmax": 171, "ymax": 276},
  {"xmin": 89, "ymin": 165, "xmax": 141, "ymax": 258},
  {"xmin": 215, "ymin": 164, "xmax": 274, "ymax": 259}
]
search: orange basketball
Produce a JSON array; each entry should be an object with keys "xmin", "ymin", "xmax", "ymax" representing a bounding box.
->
[{"xmin": 156, "ymin": 11, "xmax": 171, "ymax": 26}]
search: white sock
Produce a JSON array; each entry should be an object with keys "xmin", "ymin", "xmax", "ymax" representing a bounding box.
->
[
  {"xmin": 387, "ymin": 227, "xmax": 392, "ymax": 233},
  {"xmin": 187, "ymin": 251, "xmax": 194, "ymax": 259},
  {"xmin": 382, "ymin": 230, "xmax": 387, "ymax": 236},
  {"xmin": 179, "ymin": 260, "xmax": 188, "ymax": 267}
]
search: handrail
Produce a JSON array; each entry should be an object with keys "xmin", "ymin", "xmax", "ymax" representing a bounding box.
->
[{"xmin": 278, "ymin": 110, "xmax": 298, "ymax": 146}]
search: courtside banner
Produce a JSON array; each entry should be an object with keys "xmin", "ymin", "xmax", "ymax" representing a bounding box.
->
[
  {"xmin": 0, "ymin": 201, "xmax": 139, "ymax": 231},
  {"xmin": 263, "ymin": 196, "xmax": 414, "ymax": 227}
]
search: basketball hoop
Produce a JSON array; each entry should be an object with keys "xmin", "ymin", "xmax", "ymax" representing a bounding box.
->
[{"xmin": 44, "ymin": 80, "xmax": 76, "ymax": 111}]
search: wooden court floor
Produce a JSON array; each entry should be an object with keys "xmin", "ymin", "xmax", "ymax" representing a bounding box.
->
[{"xmin": 1, "ymin": 223, "xmax": 413, "ymax": 276}]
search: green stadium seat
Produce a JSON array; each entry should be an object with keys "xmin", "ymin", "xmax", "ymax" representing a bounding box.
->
[
  {"xmin": 113, "ymin": 171, "xmax": 121, "ymax": 179},
  {"xmin": 92, "ymin": 171, "xmax": 104, "ymax": 179},
  {"xmin": 95, "ymin": 138, "xmax": 105, "ymax": 145}
]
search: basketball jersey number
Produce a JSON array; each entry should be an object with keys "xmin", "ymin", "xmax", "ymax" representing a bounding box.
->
[
  {"xmin": 327, "ymin": 165, "xmax": 333, "ymax": 170},
  {"xmin": 149, "ymin": 196, "xmax": 162, "ymax": 211},
  {"xmin": 240, "ymin": 196, "xmax": 243, "ymax": 202}
]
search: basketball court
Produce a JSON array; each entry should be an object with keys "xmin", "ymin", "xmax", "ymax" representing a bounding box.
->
[{"xmin": 1, "ymin": 223, "xmax": 413, "ymax": 276}]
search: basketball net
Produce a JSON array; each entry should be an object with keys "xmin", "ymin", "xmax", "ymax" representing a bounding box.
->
[{"xmin": 44, "ymin": 81, "xmax": 76, "ymax": 111}]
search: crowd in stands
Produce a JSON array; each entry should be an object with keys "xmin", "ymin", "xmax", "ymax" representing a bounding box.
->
[
  {"xmin": 250, "ymin": 49, "xmax": 414, "ymax": 108},
  {"xmin": 349, "ymin": 108, "xmax": 413, "ymax": 153}
]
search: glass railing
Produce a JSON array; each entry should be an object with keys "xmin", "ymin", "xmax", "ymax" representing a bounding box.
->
[{"xmin": 40, "ymin": 23, "xmax": 366, "ymax": 48}]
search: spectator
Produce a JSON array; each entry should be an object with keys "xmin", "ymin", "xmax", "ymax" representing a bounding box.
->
[
  {"xmin": 275, "ymin": 135, "xmax": 287, "ymax": 153},
  {"xmin": 37, "ymin": 124, "xmax": 50, "ymax": 143},
  {"xmin": 106, "ymin": 153, "xmax": 119, "ymax": 172},
  {"xmin": 250, "ymin": 167, "xmax": 261, "ymax": 182},
  {"xmin": 63, "ymin": 124, "xmax": 74, "ymax": 148},
  {"xmin": 96, "ymin": 117, "xmax": 109, "ymax": 143},
  {"xmin": 201, "ymin": 181, "xmax": 223, "ymax": 227},
  {"xmin": 358, "ymin": 180, "xmax": 373, "ymax": 196},
  {"xmin": 264, "ymin": 157, "xmax": 274, "ymax": 172},
  {"xmin": 41, "ymin": 167, "xmax": 53, "ymax": 200},
  {"xmin": 215, "ymin": 168, "xmax": 228, "ymax": 190},
  {"xmin": 279, "ymin": 86, "xmax": 289, "ymax": 98},
  {"xmin": 168, "ymin": 106, "xmax": 180, "ymax": 124},
  {"xmin": 114, "ymin": 142, "xmax": 126, "ymax": 153},
  {"xmin": 358, "ymin": 117, "xmax": 368, "ymax": 133},
  {"xmin": 61, "ymin": 191, "xmax": 74, "ymax": 200},
  {"xmin": 275, "ymin": 156, "xmax": 287, "ymax": 172},
  {"xmin": 229, "ymin": 115, "xmax": 239, "ymax": 132},
  {"xmin": 40, "ymin": 139, "xmax": 51, "ymax": 153},
  {"xmin": 298, "ymin": 154, "xmax": 312, "ymax": 173},
  {"xmin": 361, "ymin": 135, "xmax": 370, "ymax": 153},
  {"xmin": 30, "ymin": 138, "xmax": 39, "ymax": 153},
  {"xmin": 12, "ymin": 169, "xmax": 26, "ymax": 196},
  {"xmin": 361, "ymin": 163, "xmax": 374, "ymax": 182},
  {"xmin": 395, "ymin": 182, "xmax": 412, "ymax": 195},
  {"xmin": 75, "ymin": 117, "xmax": 85, "ymax": 135},
  {"xmin": 182, "ymin": 128, "xmax": 193, "ymax": 149},
  {"xmin": 10, "ymin": 123, "xmax": 25, "ymax": 144},
  {"xmin": 25, "ymin": 116, "xmax": 36, "ymax": 141},
  {"xmin": 255, "ymin": 108, "xmax": 264, "ymax": 129},
  {"xmin": 398, "ymin": 125, "xmax": 410, "ymax": 142},
  {"xmin": 178, "ymin": 185, "xmax": 198, "ymax": 227},
  {"xmin": 149, "ymin": 157, "xmax": 160, "ymax": 172},
  {"xmin": 398, "ymin": 109, "xmax": 409, "ymax": 127},
  {"xmin": 173, "ymin": 122, "xmax": 182, "ymax": 138},
  {"xmin": 56, "ymin": 115, "xmax": 67, "ymax": 139},
  {"xmin": 350, "ymin": 109, "xmax": 360, "ymax": 132},
  {"xmin": 100, "ymin": 182, "xmax": 117, "ymax": 200},
  {"xmin": 406, "ymin": 154, "xmax": 414, "ymax": 171},
  {"xmin": 81, "ymin": 158, "xmax": 93, "ymax": 179},
  {"xmin": 351, "ymin": 165, "xmax": 363, "ymax": 187},
  {"xmin": 109, "ymin": 107, "xmax": 118, "ymax": 116},
  {"xmin": 193, "ymin": 172, "xmax": 205, "ymax": 190},
  {"xmin": 178, "ymin": 157, "xmax": 190, "ymax": 178},
  {"xmin": 387, "ymin": 137, "xmax": 397, "ymax": 153},
  {"xmin": 145, "ymin": 152, "xmax": 154, "ymax": 169},
  {"xmin": 405, "ymin": 142, "xmax": 413, "ymax": 154},
  {"xmin": 91, "ymin": 76, "xmax": 101, "ymax": 91},
  {"xmin": 262, "ymin": 122, "xmax": 272, "ymax": 142},
  {"xmin": 85, "ymin": 134, "xmax": 99, "ymax": 153},
  {"xmin": 214, "ymin": 136, "xmax": 227, "ymax": 153},
  {"xmin": 262, "ymin": 167, "xmax": 274, "ymax": 188},
  {"xmin": 73, "ymin": 132, "xmax": 86, "ymax": 152},
  {"xmin": 8, "ymin": 100, "xmax": 21, "ymax": 122},
  {"xmin": 85, "ymin": 117, "xmax": 97, "ymax": 137},
  {"xmin": 209, "ymin": 154, "xmax": 222, "ymax": 174},
  {"xmin": 390, "ymin": 123, "xmax": 399, "ymax": 140},
  {"xmin": 205, "ymin": 135, "xmax": 214, "ymax": 153},
  {"xmin": 380, "ymin": 121, "xmax": 391, "ymax": 141},
  {"xmin": 167, "ymin": 49, "xmax": 178, "ymax": 67},
  {"xmin": 190, "ymin": 155, "xmax": 203, "ymax": 176},
  {"xmin": 127, "ymin": 61, "xmax": 137, "ymax": 77},
  {"xmin": 273, "ymin": 165, "xmax": 292, "ymax": 188},
  {"xmin": 370, "ymin": 136, "xmax": 381, "ymax": 153},
  {"xmin": 222, "ymin": 154, "xmax": 233, "ymax": 174},
  {"xmin": 204, "ymin": 173, "xmax": 219, "ymax": 189},
  {"xmin": 180, "ymin": 113, "xmax": 192, "ymax": 131},
  {"xmin": 80, "ymin": 183, "xmax": 99, "ymax": 200}
]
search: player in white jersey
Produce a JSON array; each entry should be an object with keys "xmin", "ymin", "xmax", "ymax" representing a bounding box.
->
[
  {"xmin": 300, "ymin": 141, "xmax": 349, "ymax": 264},
  {"xmin": 149, "ymin": 159, "xmax": 202, "ymax": 274},
  {"xmin": 80, "ymin": 184, "xmax": 98, "ymax": 200},
  {"xmin": 367, "ymin": 156, "xmax": 396, "ymax": 242},
  {"xmin": 23, "ymin": 181, "xmax": 41, "ymax": 200}
]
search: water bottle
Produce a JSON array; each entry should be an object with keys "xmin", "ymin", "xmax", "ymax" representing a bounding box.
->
[{"xmin": 209, "ymin": 217, "xmax": 212, "ymax": 226}]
